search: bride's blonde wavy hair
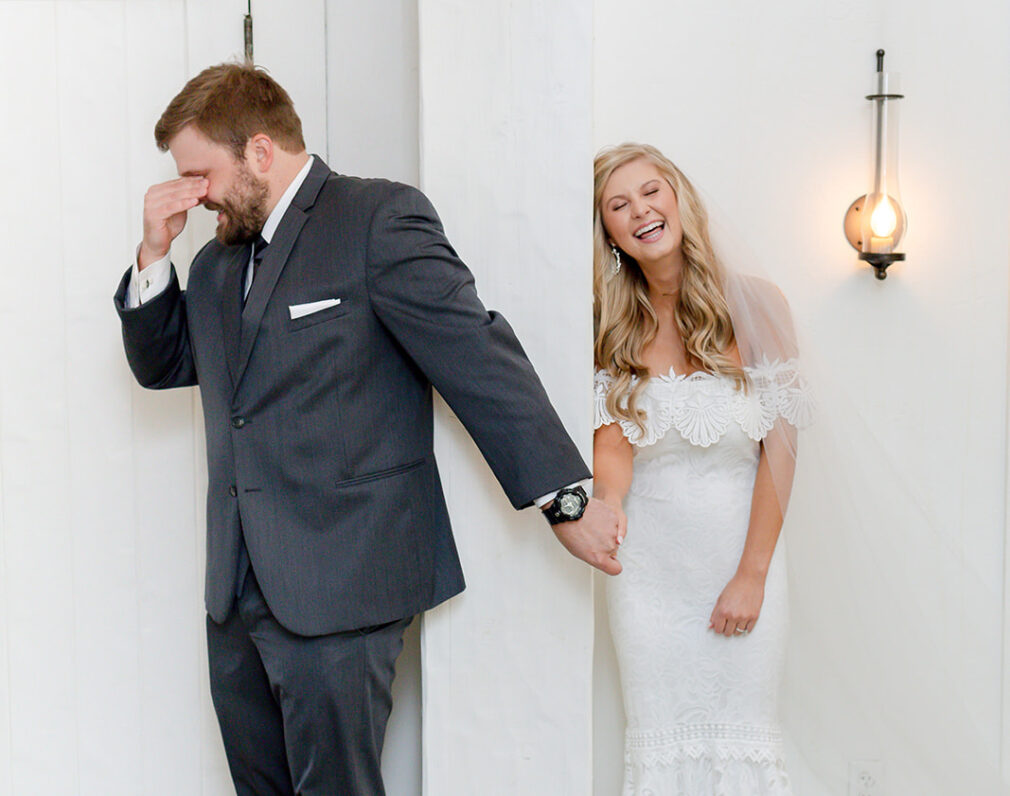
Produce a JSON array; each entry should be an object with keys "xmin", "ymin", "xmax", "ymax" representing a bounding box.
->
[{"xmin": 594, "ymin": 143, "xmax": 746, "ymax": 431}]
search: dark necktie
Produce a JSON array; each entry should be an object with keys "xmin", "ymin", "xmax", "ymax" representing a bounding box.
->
[{"xmin": 243, "ymin": 235, "xmax": 269, "ymax": 307}]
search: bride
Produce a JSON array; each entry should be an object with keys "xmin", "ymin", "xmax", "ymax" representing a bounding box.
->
[{"xmin": 592, "ymin": 143, "xmax": 810, "ymax": 794}]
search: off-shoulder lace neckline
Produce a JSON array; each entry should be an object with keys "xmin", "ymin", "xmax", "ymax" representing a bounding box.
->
[
  {"xmin": 654, "ymin": 367, "xmax": 720, "ymax": 381},
  {"xmin": 637, "ymin": 362, "xmax": 761, "ymax": 383},
  {"xmin": 594, "ymin": 358, "xmax": 813, "ymax": 448}
]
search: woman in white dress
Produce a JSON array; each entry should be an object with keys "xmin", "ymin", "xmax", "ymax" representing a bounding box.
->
[{"xmin": 592, "ymin": 143, "xmax": 809, "ymax": 795}]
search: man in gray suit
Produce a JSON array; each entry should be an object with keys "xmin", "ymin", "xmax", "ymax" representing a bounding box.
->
[{"xmin": 115, "ymin": 63, "xmax": 621, "ymax": 795}]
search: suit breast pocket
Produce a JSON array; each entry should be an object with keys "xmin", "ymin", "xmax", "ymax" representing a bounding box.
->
[{"xmin": 287, "ymin": 299, "xmax": 351, "ymax": 332}]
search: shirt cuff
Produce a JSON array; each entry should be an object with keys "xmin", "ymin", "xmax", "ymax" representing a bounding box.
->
[
  {"xmin": 126, "ymin": 245, "xmax": 172, "ymax": 308},
  {"xmin": 535, "ymin": 481, "xmax": 587, "ymax": 509}
]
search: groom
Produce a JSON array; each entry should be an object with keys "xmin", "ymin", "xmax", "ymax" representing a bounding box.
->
[{"xmin": 114, "ymin": 63, "xmax": 620, "ymax": 795}]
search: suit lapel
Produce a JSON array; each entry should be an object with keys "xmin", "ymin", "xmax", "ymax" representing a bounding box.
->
[
  {"xmin": 220, "ymin": 243, "xmax": 252, "ymax": 386},
  {"xmin": 232, "ymin": 156, "xmax": 332, "ymax": 392}
]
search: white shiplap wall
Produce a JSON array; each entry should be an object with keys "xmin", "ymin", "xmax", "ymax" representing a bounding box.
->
[
  {"xmin": 0, "ymin": 3, "xmax": 243, "ymax": 793},
  {"xmin": 417, "ymin": 2, "xmax": 596, "ymax": 794},
  {"xmin": 0, "ymin": 2, "xmax": 324, "ymax": 794}
]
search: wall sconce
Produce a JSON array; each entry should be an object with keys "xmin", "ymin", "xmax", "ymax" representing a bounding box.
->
[{"xmin": 844, "ymin": 49, "xmax": 907, "ymax": 280}]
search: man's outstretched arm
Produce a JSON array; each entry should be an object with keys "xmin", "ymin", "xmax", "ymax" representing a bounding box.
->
[{"xmin": 365, "ymin": 183, "xmax": 622, "ymax": 574}]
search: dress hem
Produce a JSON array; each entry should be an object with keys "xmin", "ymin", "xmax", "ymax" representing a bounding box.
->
[{"xmin": 622, "ymin": 724, "xmax": 793, "ymax": 796}]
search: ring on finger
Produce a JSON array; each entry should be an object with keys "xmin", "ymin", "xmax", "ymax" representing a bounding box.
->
[{"xmin": 734, "ymin": 627, "xmax": 749, "ymax": 635}]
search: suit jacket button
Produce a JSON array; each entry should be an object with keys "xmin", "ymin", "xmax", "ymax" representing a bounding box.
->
[
  {"xmin": 229, "ymin": 485, "xmax": 238, "ymax": 497},
  {"xmin": 231, "ymin": 417, "xmax": 246, "ymax": 429}
]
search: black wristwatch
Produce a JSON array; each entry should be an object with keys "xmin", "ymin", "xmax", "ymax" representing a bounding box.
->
[{"xmin": 542, "ymin": 485, "xmax": 589, "ymax": 525}]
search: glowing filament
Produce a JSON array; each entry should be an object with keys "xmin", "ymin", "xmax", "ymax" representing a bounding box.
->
[{"xmin": 870, "ymin": 196, "xmax": 898, "ymax": 237}]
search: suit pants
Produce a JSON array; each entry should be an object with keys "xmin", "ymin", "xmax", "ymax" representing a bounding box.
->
[{"xmin": 206, "ymin": 566, "xmax": 411, "ymax": 796}]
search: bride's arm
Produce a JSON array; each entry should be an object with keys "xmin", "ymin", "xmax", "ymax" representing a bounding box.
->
[
  {"xmin": 709, "ymin": 441, "xmax": 787, "ymax": 637},
  {"xmin": 593, "ymin": 422, "xmax": 633, "ymax": 543}
]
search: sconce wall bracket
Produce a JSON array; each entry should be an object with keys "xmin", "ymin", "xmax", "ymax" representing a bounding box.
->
[
  {"xmin": 844, "ymin": 193, "xmax": 907, "ymax": 279},
  {"xmin": 844, "ymin": 49, "xmax": 908, "ymax": 280},
  {"xmin": 859, "ymin": 251, "xmax": 905, "ymax": 280}
]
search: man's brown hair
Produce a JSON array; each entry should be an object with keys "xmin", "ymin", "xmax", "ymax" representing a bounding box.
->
[{"xmin": 155, "ymin": 62, "xmax": 306, "ymax": 158}]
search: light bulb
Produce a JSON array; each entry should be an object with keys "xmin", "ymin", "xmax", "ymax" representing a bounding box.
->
[{"xmin": 870, "ymin": 196, "xmax": 897, "ymax": 237}]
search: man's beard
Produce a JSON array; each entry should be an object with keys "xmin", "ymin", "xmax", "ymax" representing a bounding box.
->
[{"xmin": 206, "ymin": 163, "xmax": 270, "ymax": 246}]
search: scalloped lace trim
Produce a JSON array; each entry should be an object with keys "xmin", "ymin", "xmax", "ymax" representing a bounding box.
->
[
  {"xmin": 595, "ymin": 358, "xmax": 813, "ymax": 448},
  {"xmin": 623, "ymin": 724, "xmax": 792, "ymax": 795}
]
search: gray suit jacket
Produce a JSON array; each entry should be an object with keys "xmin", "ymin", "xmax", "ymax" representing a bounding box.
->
[{"xmin": 115, "ymin": 157, "xmax": 589, "ymax": 636}]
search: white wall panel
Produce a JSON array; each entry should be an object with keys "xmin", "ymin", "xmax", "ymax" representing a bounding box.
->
[
  {"xmin": 2, "ymin": 4, "xmax": 81, "ymax": 791},
  {"xmin": 325, "ymin": 0, "xmax": 419, "ymax": 185},
  {"xmin": 418, "ymin": 2, "xmax": 595, "ymax": 794},
  {"xmin": 1, "ymin": 1, "xmax": 260, "ymax": 794},
  {"xmin": 0, "ymin": 9, "xmax": 21, "ymax": 793},
  {"xmin": 124, "ymin": 3, "xmax": 245, "ymax": 793},
  {"xmin": 251, "ymin": 0, "xmax": 328, "ymax": 157},
  {"xmin": 321, "ymin": 3, "xmax": 423, "ymax": 793},
  {"xmin": 56, "ymin": 4, "xmax": 143, "ymax": 792},
  {"xmin": 175, "ymin": 4, "xmax": 250, "ymax": 790}
]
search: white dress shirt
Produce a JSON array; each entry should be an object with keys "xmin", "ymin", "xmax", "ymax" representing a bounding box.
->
[{"xmin": 124, "ymin": 155, "xmax": 578, "ymax": 509}]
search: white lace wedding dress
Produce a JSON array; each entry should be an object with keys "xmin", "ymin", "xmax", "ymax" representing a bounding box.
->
[{"xmin": 596, "ymin": 359, "xmax": 812, "ymax": 795}]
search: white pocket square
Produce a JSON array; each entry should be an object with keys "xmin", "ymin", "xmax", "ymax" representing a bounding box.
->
[{"xmin": 289, "ymin": 298, "xmax": 342, "ymax": 320}]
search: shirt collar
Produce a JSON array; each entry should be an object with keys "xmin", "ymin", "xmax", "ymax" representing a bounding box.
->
[{"xmin": 260, "ymin": 155, "xmax": 314, "ymax": 245}]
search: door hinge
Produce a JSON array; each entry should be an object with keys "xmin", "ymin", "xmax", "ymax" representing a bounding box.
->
[{"xmin": 244, "ymin": 1, "xmax": 254, "ymax": 63}]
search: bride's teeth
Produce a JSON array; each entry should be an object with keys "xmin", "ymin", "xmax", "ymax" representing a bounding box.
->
[{"xmin": 636, "ymin": 222, "xmax": 662, "ymax": 237}]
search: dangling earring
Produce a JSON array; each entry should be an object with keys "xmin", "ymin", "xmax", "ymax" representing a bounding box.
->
[{"xmin": 610, "ymin": 244, "xmax": 622, "ymax": 276}]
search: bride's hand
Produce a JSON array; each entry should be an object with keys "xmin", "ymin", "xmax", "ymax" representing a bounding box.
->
[
  {"xmin": 709, "ymin": 571, "xmax": 765, "ymax": 638},
  {"xmin": 608, "ymin": 501, "xmax": 628, "ymax": 545},
  {"xmin": 595, "ymin": 492, "xmax": 628, "ymax": 545}
]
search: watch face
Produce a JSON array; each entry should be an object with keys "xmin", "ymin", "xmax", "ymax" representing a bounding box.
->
[{"xmin": 559, "ymin": 493, "xmax": 581, "ymax": 516}]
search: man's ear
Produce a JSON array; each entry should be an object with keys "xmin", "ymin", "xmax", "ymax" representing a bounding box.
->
[{"xmin": 246, "ymin": 134, "xmax": 274, "ymax": 174}]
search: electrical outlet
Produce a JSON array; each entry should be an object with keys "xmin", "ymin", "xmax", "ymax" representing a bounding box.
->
[{"xmin": 849, "ymin": 760, "xmax": 884, "ymax": 796}]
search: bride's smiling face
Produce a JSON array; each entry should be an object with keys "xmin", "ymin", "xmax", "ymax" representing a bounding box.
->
[{"xmin": 600, "ymin": 157, "xmax": 683, "ymax": 268}]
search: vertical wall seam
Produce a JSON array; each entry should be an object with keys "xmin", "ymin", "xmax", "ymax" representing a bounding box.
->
[
  {"xmin": 0, "ymin": 390, "xmax": 13, "ymax": 796},
  {"xmin": 415, "ymin": 0, "xmax": 425, "ymax": 192},
  {"xmin": 1000, "ymin": 200, "xmax": 1010, "ymax": 783},
  {"xmin": 120, "ymin": 0, "xmax": 149, "ymax": 789},
  {"xmin": 0, "ymin": 247, "xmax": 14, "ymax": 796},
  {"xmin": 323, "ymin": 0, "xmax": 331, "ymax": 163},
  {"xmin": 181, "ymin": 0, "xmax": 190, "ymax": 84},
  {"xmin": 0, "ymin": 2, "xmax": 15, "ymax": 753},
  {"xmin": 179, "ymin": 4, "xmax": 210, "ymax": 792}
]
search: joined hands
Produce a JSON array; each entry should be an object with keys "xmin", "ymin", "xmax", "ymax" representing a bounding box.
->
[{"xmin": 550, "ymin": 497, "xmax": 626, "ymax": 576}]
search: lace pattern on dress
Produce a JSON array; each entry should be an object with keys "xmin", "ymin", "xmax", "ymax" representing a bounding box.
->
[
  {"xmin": 624, "ymin": 725, "xmax": 792, "ymax": 796},
  {"xmin": 594, "ymin": 358, "xmax": 813, "ymax": 448}
]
